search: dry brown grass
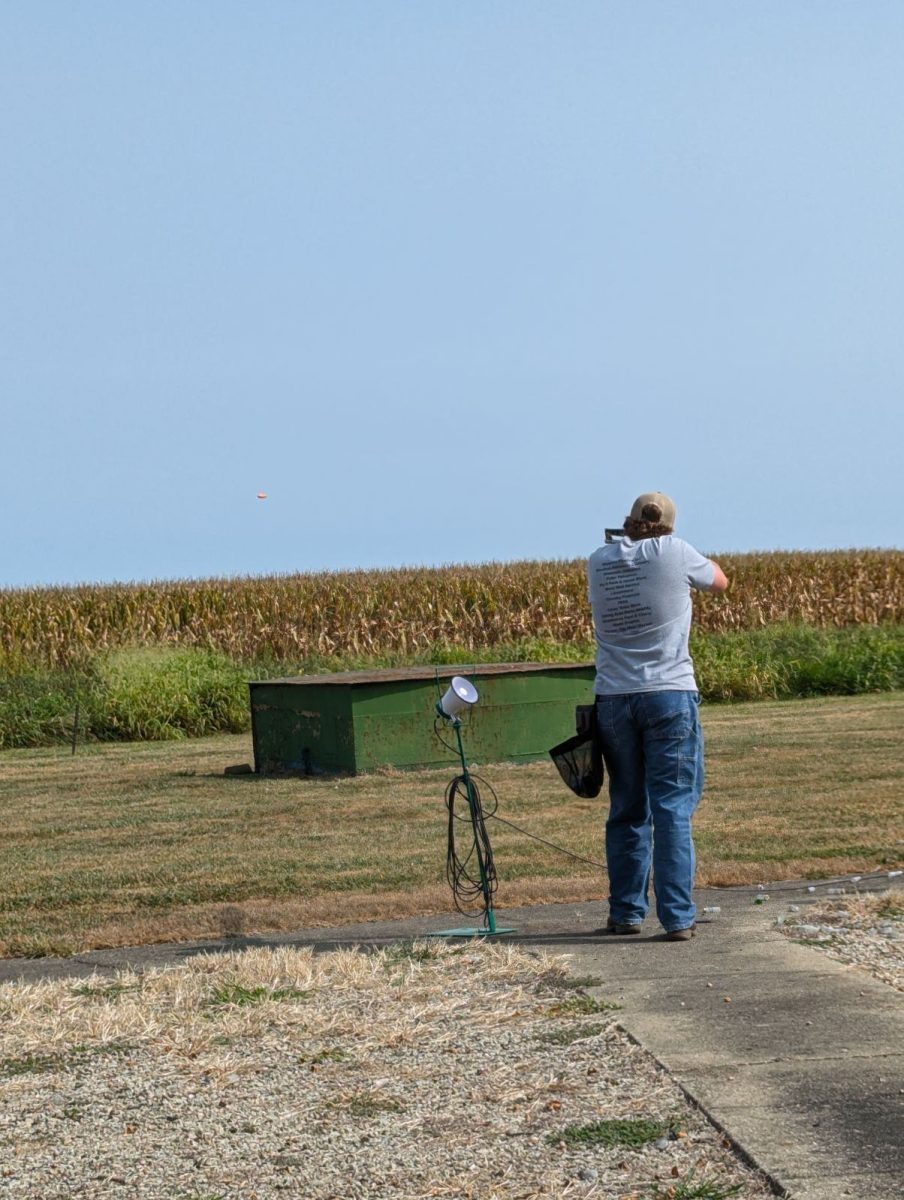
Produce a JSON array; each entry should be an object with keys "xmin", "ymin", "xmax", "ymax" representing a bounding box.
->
[
  {"xmin": 0, "ymin": 944, "xmax": 776, "ymax": 1199},
  {"xmin": 1, "ymin": 693, "xmax": 901, "ymax": 958},
  {"xmin": 2, "ymin": 550, "xmax": 901, "ymax": 668},
  {"xmin": 0, "ymin": 942, "xmax": 550, "ymax": 1060}
]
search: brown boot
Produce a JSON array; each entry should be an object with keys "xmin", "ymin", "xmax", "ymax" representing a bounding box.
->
[
  {"xmin": 664, "ymin": 924, "xmax": 697, "ymax": 942},
  {"xmin": 603, "ymin": 919, "xmax": 643, "ymax": 935}
]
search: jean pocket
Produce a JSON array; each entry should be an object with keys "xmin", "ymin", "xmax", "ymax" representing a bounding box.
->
[{"xmin": 641, "ymin": 693, "xmax": 695, "ymax": 741}]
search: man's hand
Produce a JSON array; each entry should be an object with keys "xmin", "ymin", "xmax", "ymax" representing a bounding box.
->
[{"xmin": 708, "ymin": 562, "xmax": 729, "ymax": 594}]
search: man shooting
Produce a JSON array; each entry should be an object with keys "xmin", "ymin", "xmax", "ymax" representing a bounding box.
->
[{"xmin": 587, "ymin": 492, "xmax": 728, "ymax": 941}]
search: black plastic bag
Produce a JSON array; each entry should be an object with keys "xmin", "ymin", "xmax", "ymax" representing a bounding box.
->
[{"xmin": 549, "ymin": 703, "xmax": 604, "ymax": 798}]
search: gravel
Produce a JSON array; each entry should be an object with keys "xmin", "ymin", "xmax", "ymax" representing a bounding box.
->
[
  {"xmin": 0, "ymin": 942, "xmax": 777, "ymax": 1200},
  {"xmin": 776, "ymin": 888, "xmax": 904, "ymax": 992}
]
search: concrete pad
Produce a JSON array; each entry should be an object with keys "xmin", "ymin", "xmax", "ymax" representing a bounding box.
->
[
  {"xmin": 679, "ymin": 1054, "xmax": 904, "ymax": 1104},
  {"xmin": 611, "ymin": 981, "xmax": 902, "ymax": 1066},
  {"xmin": 0, "ymin": 957, "xmax": 114, "ymax": 985},
  {"xmin": 557, "ymin": 942, "xmax": 850, "ymax": 987},
  {"xmin": 680, "ymin": 1058, "xmax": 904, "ymax": 1171},
  {"xmin": 586, "ymin": 891, "xmax": 904, "ymax": 1198},
  {"xmin": 776, "ymin": 1172, "xmax": 904, "ymax": 1200}
]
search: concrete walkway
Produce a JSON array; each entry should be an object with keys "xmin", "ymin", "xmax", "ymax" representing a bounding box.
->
[{"xmin": 2, "ymin": 875, "xmax": 902, "ymax": 1200}]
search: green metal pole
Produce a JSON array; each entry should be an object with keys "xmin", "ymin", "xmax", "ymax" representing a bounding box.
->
[{"xmin": 454, "ymin": 720, "xmax": 496, "ymax": 934}]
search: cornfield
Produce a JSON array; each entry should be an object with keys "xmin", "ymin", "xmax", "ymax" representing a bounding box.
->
[{"xmin": 1, "ymin": 550, "xmax": 901, "ymax": 670}]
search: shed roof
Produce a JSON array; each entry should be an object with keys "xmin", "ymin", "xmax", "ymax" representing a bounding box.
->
[{"xmin": 250, "ymin": 661, "xmax": 593, "ymax": 687}]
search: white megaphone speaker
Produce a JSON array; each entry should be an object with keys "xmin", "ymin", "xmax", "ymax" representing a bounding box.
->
[{"xmin": 437, "ymin": 676, "xmax": 479, "ymax": 721}]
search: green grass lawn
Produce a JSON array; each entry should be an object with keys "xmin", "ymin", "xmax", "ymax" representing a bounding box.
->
[{"xmin": 1, "ymin": 692, "xmax": 901, "ymax": 957}]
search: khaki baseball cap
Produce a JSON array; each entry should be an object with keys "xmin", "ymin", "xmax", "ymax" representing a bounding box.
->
[{"xmin": 629, "ymin": 492, "xmax": 676, "ymax": 527}]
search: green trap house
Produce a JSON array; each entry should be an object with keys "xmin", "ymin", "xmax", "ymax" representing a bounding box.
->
[{"xmin": 249, "ymin": 662, "xmax": 595, "ymax": 775}]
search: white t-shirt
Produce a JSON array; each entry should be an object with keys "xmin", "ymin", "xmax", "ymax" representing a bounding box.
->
[{"xmin": 587, "ymin": 535, "xmax": 716, "ymax": 694}]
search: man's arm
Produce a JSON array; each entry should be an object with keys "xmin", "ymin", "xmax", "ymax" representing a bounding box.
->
[
  {"xmin": 684, "ymin": 542, "xmax": 729, "ymax": 594},
  {"xmin": 707, "ymin": 561, "xmax": 729, "ymax": 593}
]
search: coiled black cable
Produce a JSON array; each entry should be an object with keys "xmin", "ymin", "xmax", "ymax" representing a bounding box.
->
[{"xmin": 445, "ymin": 771, "xmax": 500, "ymax": 920}]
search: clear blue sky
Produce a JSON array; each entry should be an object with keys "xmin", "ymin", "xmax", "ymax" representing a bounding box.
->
[{"xmin": 3, "ymin": 2, "xmax": 902, "ymax": 587}]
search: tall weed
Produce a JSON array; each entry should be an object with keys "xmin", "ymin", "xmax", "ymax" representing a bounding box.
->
[
  {"xmin": 0, "ymin": 648, "xmax": 249, "ymax": 749},
  {"xmin": 95, "ymin": 648, "xmax": 249, "ymax": 741},
  {"xmin": 0, "ymin": 669, "xmax": 92, "ymax": 749},
  {"xmin": 690, "ymin": 624, "xmax": 904, "ymax": 700}
]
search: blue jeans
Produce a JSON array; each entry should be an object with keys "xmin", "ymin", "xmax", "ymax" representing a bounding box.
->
[{"xmin": 596, "ymin": 691, "xmax": 704, "ymax": 933}]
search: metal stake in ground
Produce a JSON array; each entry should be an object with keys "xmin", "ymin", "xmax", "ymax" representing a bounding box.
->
[{"xmin": 429, "ymin": 676, "xmax": 515, "ymax": 938}]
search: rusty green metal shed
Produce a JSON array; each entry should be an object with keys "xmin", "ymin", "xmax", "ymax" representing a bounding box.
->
[{"xmin": 249, "ymin": 662, "xmax": 595, "ymax": 775}]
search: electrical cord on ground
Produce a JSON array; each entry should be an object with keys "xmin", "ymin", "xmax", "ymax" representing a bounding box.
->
[
  {"xmin": 444, "ymin": 772, "xmax": 499, "ymax": 919},
  {"xmin": 485, "ymin": 812, "xmax": 606, "ymax": 869}
]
